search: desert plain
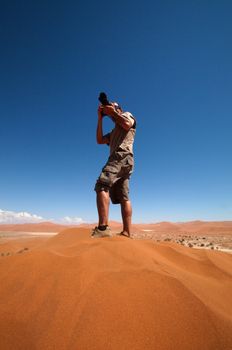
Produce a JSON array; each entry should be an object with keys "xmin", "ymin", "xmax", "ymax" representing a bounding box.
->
[{"xmin": 0, "ymin": 221, "xmax": 232, "ymax": 350}]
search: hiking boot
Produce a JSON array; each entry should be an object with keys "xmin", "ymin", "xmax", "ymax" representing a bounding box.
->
[{"xmin": 91, "ymin": 226, "xmax": 112, "ymax": 238}]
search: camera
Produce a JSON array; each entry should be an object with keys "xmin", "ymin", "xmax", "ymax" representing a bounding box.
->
[
  {"xmin": 98, "ymin": 92, "xmax": 110, "ymax": 106},
  {"xmin": 98, "ymin": 92, "xmax": 111, "ymax": 116}
]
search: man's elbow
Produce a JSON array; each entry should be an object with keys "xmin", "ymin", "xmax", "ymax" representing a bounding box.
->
[
  {"xmin": 122, "ymin": 122, "xmax": 132, "ymax": 131},
  {"xmin": 97, "ymin": 137, "xmax": 103, "ymax": 144}
]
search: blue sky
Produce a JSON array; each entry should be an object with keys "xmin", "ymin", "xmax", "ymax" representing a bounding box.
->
[{"xmin": 0, "ymin": 0, "xmax": 231, "ymax": 223}]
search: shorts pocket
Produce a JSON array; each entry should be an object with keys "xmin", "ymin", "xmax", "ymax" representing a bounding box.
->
[
  {"xmin": 125, "ymin": 156, "xmax": 134, "ymax": 174},
  {"xmin": 99, "ymin": 163, "xmax": 119, "ymax": 187}
]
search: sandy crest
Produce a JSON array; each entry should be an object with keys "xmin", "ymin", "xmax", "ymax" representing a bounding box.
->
[{"xmin": 0, "ymin": 228, "xmax": 232, "ymax": 350}]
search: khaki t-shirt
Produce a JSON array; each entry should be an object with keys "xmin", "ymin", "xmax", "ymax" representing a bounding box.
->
[{"xmin": 105, "ymin": 112, "xmax": 136, "ymax": 159}]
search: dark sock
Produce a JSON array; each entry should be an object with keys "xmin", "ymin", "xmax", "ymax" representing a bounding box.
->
[{"xmin": 98, "ymin": 225, "xmax": 108, "ymax": 231}]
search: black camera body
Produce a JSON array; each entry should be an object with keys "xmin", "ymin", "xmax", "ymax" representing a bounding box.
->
[
  {"xmin": 98, "ymin": 92, "xmax": 110, "ymax": 106},
  {"xmin": 98, "ymin": 92, "xmax": 111, "ymax": 116}
]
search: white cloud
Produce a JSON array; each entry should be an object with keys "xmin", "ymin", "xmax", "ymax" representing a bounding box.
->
[
  {"xmin": 0, "ymin": 209, "xmax": 85, "ymax": 225},
  {"xmin": 60, "ymin": 216, "xmax": 84, "ymax": 225},
  {"xmin": 0, "ymin": 209, "xmax": 44, "ymax": 224}
]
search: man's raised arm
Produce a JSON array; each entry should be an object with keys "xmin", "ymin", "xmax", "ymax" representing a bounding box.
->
[
  {"xmin": 102, "ymin": 105, "xmax": 134, "ymax": 131},
  {"xmin": 96, "ymin": 106, "xmax": 110, "ymax": 144}
]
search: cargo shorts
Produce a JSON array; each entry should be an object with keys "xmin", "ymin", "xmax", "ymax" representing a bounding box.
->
[{"xmin": 94, "ymin": 154, "xmax": 134, "ymax": 204}]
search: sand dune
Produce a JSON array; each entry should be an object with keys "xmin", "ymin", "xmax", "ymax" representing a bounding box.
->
[
  {"xmin": 133, "ymin": 220, "xmax": 232, "ymax": 234},
  {"xmin": 1, "ymin": 220, "xmax": 232, "ymax": 235},
  {"xmin": 0, "ymin": 228, "xmax": 232, "ymax": 349},
  {"xmin": 0, "ymin": 221, "xmax": 68, "ymax": 232}
]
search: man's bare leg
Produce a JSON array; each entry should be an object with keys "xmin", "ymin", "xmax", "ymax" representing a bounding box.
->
[
  {"xmin": 121, "ymin": 200, "xmax": 132, "ymax": 237},
  {"xmin": 97, "ymin": 190, "xmax": 110, "ymax": 226}
]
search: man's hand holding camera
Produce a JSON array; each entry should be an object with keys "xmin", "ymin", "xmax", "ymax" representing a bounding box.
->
[
  {"xmin": 101, "ymin": 105, "xmax": 116, "ymax": 117},
  {"xmin": 98, "ymin": 105, "xmax": 116, "ymax": 120}
]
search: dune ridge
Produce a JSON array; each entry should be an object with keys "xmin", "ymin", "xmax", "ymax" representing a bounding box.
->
[
  {"xmin": 0, "ymin": 228, "xmax": 232, "ymax": 349},
  {"xmin": 1, "ymin": 220, "xmax": 232, "ymax": 233},
  {"xmin": 0, "ymin": 221, "xmax": 68, "ymax": 232}
]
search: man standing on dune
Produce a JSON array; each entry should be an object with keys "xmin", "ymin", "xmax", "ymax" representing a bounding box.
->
[{"xmin": 92, "ymin": 92, "xmax": 136, "ymax": 238}]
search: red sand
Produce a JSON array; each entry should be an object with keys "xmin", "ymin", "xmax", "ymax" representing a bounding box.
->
[
  {"xmin": 1, "ymin": 220, "xmax": 232, "ymax": 234},
  {"xmin": 0, "ymin": 228, "xmax": 232, "ymax": 349},
  {"xmin": 0, "ymin": 221, "xmax": 68, "ymax": 232},
  {"xmin": 133, "ymin": 220, "xmax": 232, "ymax": 234}
]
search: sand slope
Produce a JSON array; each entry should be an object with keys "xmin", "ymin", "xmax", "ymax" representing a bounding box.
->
[{"xmin": 0, "ymin": 228, "xmax": 232, "ymax": 350}]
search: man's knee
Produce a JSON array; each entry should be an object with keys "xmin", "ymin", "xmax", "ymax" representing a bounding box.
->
[
  {"xmin": 120, "ymin": 199, "xmax": 132, "ymax": 208},
  {"xmin": 120, "ymin": 199, "xmax": 131, "ymax": 204}
]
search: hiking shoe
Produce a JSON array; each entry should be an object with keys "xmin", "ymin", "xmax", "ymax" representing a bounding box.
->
[{"xmin": 91, "ymin": 226, "xmax": 112, "ymax": 238}]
